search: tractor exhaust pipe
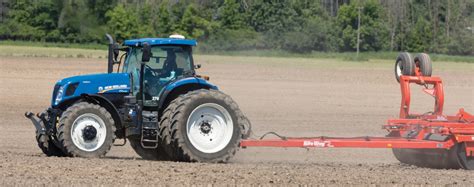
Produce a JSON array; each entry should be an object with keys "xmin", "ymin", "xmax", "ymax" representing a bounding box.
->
[{"xmin": 105, "ymin": 34, "xmax": 114, "ymax": 73}]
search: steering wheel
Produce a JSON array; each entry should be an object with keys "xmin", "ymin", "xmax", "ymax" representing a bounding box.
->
[
  {"xmin": 144, "ymin": 64, "xmax": 159, "ymax": 77},
  {"xmin": 143, "ymin": 64, "xmax": 162, "ymax": 97}
]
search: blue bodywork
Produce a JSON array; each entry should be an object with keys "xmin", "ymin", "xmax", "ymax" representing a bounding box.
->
[
  {"xmin": 52, "ymin": 73, "xmax": 131, "ymax": 106},
  {"xmin": 52, "ymin": 37, "xmax": 215, "ymax": 111},
  {"xmin": 124, "ymin": 38, "xmax": 197, "ymax": 46},
  {"xmin": 52, "ymin": 73, "xmax": 217, "ymax": 107},
  {"xmin": 165, "ymin": 77, "xmax": 217, "ymax": 91}
]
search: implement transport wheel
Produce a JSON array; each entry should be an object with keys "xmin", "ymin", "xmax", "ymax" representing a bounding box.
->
[
  {"xmin": 414, "ymin": 53, "xmax": 432, "ymax": 77},
  {"xmin": 161, "ymin": 89, "xmax": 246, "ymax": 162},
  {"xmin": 395, "ymin": 52, "xmax": 415, "ymax": 82},
  {"xmin": 57, "ymin": 102, "xmax": 116, "ymax": 158},
  {"xmin": 36, "ymin": 131, "xmax": 65, "ymax": 157},
  {"xmin": 128, "ymin": 138, "xmax": 171, "ymax": 160}
]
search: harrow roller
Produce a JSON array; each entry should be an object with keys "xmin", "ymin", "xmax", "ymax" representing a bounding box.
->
[{"xmin": 392, "ymin": 148, "xmax": 460, "ymax": 169}]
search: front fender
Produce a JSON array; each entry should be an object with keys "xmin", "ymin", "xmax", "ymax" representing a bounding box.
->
[{"xmin": 53, "ymin": 94, "xmax": 125, "ymax": 138}]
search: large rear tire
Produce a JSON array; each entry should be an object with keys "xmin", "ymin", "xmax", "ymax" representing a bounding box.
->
[
  {"xmin": 162, "ymin": 89, "xmax": 245, "ymax": 162},
  {"xmin": 56, "ymin": 102, "xmax": 116, "ymax": 158}
]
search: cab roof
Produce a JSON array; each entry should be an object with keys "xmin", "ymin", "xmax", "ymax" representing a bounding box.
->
[{"xmin": 123, "ymin": 38, "xmax": 197, "ymax": 46}]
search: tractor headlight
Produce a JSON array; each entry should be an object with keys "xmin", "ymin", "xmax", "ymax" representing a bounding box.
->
[{"xmin": 54, "ymin": 86, "xmax": 64, "ymax": 105}]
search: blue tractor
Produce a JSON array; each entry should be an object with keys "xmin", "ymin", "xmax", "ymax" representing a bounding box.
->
[{"xmin": 25, "ymin": 34, "xmax": 251, "ymax": 162}]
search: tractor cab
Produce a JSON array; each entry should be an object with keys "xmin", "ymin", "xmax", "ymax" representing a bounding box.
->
[{"xmin": 120, "ymin": 38, "xmax": 196, "ymax": 107}]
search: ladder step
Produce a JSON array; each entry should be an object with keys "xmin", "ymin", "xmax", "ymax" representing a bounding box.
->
[
  {"xmin": 141, "ymin": 111, "xmax": 159, "ymax": 149},
  {"xmin": 142, "ymin": 126, "xmax": 158, "ymax": 130}
]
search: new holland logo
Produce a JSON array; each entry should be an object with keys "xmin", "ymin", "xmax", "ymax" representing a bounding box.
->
[{"xmin": 98, "ymin": 85, "xmax": 129, "ymax": 93}]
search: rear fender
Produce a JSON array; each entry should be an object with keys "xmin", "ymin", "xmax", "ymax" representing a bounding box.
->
[{"xmin": 158, "ymin": 78, "xmax": 218, "ymax": 112}]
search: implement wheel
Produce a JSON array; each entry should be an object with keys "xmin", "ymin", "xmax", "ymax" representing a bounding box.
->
[
  {"xmin": 414, "ymin": 53, "xmax": 432, "ymax": 77},
  {"xmin": 394, "ymin": 52, "xmax": 415, "ymax": 82},
  {"xmin": 162, "ymin": 89, "xmax": 246, "ymax": 162}
]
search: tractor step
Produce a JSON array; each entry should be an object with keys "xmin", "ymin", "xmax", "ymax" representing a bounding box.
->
[{"xmin": 140, "ymin": 111, "xmax": 159, "ymax": 149}]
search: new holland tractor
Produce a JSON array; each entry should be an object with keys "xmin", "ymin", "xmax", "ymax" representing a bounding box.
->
[{"xmin": 25, "ymin": 34, "xmax": 251, "ymax": 162}]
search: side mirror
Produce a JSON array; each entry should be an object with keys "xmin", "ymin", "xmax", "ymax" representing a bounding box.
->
[
  {"xmin": 141, "ymin": 42, "xmax": 152, "ymax": 63},
  {"xmin": 194, "ymin": 64, "xmax": 201, "ymax": 69}
]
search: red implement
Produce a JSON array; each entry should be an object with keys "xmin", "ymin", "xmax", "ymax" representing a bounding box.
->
[{"xmin": 240, "ymin": 74, "xmax": 474, "ymax": 169}]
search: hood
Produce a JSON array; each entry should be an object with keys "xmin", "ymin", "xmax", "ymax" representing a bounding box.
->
[{"xmin": 52, "ymin": 73, "xmax": 131, "ymax": 106}]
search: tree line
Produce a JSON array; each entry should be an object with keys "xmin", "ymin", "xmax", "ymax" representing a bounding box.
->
[{"xmin": 0, "ymin": 0, "xmax": 472, "ymax": 55}]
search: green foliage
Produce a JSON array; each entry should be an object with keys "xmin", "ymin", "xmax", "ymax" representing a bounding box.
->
[
  {"xmin": 105, "ymin": 4, "xmax": 140, "ymax": 42},
  {"xmin": 200, "ymin": 29, "xmax": 262, "ymax": 51},
  {"xmin": 0, "ymin": 0, "xmax": 472, "ymax": 56},
  {"xmin": 281, "ymin": 2, "xmax": 334, "ymax": 53},
  {"xmin": 87, "ymin": 0, "xmax": 118, "ymax": 24},
  {"xmin": 176, "ymin": 4, "xmax": 210, "ymax": 39},
  {"xmin": 336, "ymin": 0, "xmax": 389, "ymax": 52},
  {"xmin": 154, "ymin": 3, "xmax": 173, "ymax": 37},
  {"xmin": 218, "ymin": 0, "xmax": 248, "ymax": 30}
]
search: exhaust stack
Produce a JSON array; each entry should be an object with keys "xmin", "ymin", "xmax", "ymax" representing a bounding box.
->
[{"xmin": 105, "ymin": 34, "xmax": 114, "ymax": 73}]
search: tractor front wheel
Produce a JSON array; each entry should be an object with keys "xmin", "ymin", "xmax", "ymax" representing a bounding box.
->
[{"xmin": 56, "ymin": 102, "xmax": 116, "ymax": 158}]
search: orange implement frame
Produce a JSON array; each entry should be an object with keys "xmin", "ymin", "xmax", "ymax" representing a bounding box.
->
[{"xmin": 240, "ymin": 75, "xmax": 474, "ymax": 155}]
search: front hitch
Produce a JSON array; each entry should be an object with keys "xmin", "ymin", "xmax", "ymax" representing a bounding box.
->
[{"xmin": 24, "ymin": 112, "xmax": 45, "ymax": 134}]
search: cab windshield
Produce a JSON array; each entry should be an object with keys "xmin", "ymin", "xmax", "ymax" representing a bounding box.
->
[{"xmin": 123, "ymin": 45, "xmax": 194, "ymax": 106}]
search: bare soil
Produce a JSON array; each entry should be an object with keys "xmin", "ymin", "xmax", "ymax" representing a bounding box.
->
[{"xmin": 0, "ymin": 56, "xmax": 473, "ymax": 186}]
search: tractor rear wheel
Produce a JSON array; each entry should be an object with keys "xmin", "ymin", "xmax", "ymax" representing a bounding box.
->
[
  {"xmin": 159, "ymin": 100, "xmax": 184, "ymax": 161},
  {"xmin": 56, "ymin": 102, "xmax": 116, "ymax": 158},
  {"xmin": 162, "ymin": 89, "xmax": 246, "ymax": 162}
]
